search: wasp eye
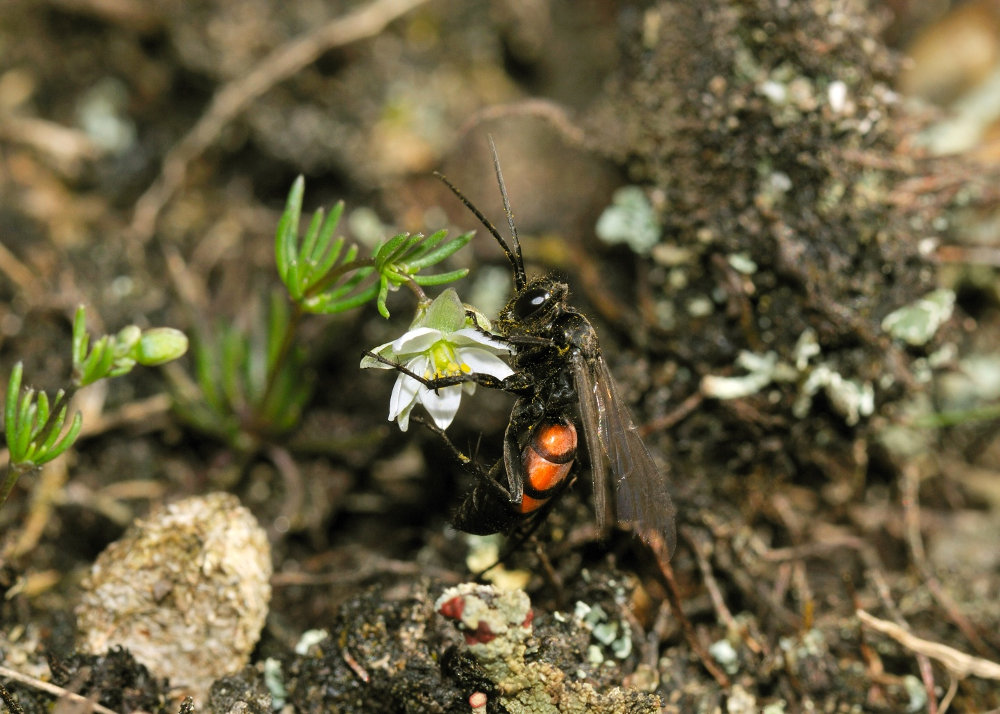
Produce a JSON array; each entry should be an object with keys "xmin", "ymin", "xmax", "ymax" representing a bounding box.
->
[{"xmin": 514, "ymin": 287, "xmax": 551, "ymax": 318}]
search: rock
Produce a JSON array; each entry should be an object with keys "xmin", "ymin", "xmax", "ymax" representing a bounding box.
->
[{"xmin": 76, "ymin": 492, "xmax": 271, "ymax": 704}]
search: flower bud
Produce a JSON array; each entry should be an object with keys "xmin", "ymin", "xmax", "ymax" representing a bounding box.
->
[
  {"xmin": 115, "ymin": 325, "xmax": 143, "ymax": 354},
  {"xmin": 134, "ymin": 328, "xmax": 189, "ymax": 365},
  {"xmin": 416, "ymin": 288, "xmax": 467, "ymax": 332}
]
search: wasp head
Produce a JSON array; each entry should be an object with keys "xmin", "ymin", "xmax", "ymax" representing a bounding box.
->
[{"xmin": 497, "ymin": 277, "xmax": 570, "ymax": 334}]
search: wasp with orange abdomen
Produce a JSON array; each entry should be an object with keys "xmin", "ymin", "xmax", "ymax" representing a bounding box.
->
[{"xmin": 367, "ymin": 139, "xmax": 677, "ymax": 560}]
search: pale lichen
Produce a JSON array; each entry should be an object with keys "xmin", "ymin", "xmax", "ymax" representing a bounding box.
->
[{"xmin": 436, "ymin": 583, "xmax": 660, "ymax": 714}]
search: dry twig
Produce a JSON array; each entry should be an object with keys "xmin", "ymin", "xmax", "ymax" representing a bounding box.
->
[
  {"xmin": 128, "ymin": 0, "xmax": 432, "ymax": 243},
  {"xmin": 0, "ymin": 665, "xmax": 119, "ymax": 714},
  {"xmin": 647, "ymin": 534, "xmax": 731, "ymax": 689},
  {"xmin": 342, "ymin": 649, "xmax": 370, "ymax": 684},
  {"xmin": 0, "ymin": 114, "xmax": 101, "ymax": 175},
  {"xmin": 0, "ymin": 242, "xmax": 36, "ymax": 293},
  {"xmin": 457, "ymin": 99, "xmax": 587, "ymax": 148},
  {"xmin": 639, "ymin": 391, "xmax": 703, "ymax": 437},
  {"xmin": 682, "ymin": 526, "xmax": 764, "ymax": 655},
  {"xmin": 862, "ymin": 551, "xmax": 940, "ymax": 714},
  {"xmin": 857, "ymin": 609, "xmax": 1000, "ymax": 680},
  {"xmin": 899, "ymin": 462, "xmax": 992, "ymax": 657}
]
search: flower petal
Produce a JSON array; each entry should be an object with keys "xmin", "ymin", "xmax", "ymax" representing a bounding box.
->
[
  {"xmin": 395, "ymin": 399, "xmax": 415, "ymax": 431},
  {"xmin": 460, "ymin": 347, "xmax": 515, "ymax": 380},
  {"xmin": 359, "ymin": 341, "xmax": 395, "ymax": 369},
  {"xmin": 421, "ymin": 384, "xmax": 463, "ymax": 430},
  {"xmin": 388, "ymin": 374, "xmax": 417, "ymax": 418},
  {"xmin": 388, "ymin": 357, "xmax": 426, "ymax": 431},
  {"xmin": 451, "ymin": 328, "xmax": 511, "ymax": 354},
  {"xmin": 392, "ymin": 327, "xmax": 442, "ymax": 355}
]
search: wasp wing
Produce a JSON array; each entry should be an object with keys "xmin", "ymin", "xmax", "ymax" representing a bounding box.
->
[
  {"xmin": 571, "ymin": 352, "xmax": 613, "ymax": 535},
  {"xmin": 502, "ymin": 418, "xmax": 524, "ymax": 504},
  {"xmin": 575, "ymin": 353, "xmax": 677, "ymax": 558}
]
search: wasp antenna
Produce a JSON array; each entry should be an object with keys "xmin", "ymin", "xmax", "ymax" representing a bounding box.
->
[
  {"xmin": 487, "ymin": 136, "xmax": 527, "ymax": 290},
  {"xmin": 433, "ymin": 170, "xmax": 522, "ymax": 283}
]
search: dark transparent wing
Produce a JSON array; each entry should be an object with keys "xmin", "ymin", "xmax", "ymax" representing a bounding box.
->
[
  {"xmin": 571, "ymin": 352, "xmax": 612, "ymax": 534},
  {"xmin": 587, "ymin": 355, "xmax": 677, "ymax": 557},
  {"xmin": 502, "ymin": 418, "xmax": 524, "ymax": 503}
]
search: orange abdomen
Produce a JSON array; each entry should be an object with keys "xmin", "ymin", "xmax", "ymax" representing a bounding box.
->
[{"xmin": 519, "ymin": 420, "xmax": 577, "ymax": 514}]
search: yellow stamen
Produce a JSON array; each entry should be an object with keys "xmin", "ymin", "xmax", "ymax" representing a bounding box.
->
[{"xmin": 429, "ymin": 340, "xmax": 465, "ymax": 377}]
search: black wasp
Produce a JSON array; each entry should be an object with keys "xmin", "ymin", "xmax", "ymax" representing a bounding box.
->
[{"xmin": 373, "ymin": 139, "xmax": 677, "ymax": 560}]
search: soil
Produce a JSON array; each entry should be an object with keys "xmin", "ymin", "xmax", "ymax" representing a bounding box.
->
[{"xmin": 2, "ymin": 1, "xmax": 1000, "ymax": 712}]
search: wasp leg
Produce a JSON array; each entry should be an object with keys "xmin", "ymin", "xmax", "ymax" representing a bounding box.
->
[
  {"xmin": 463, "ymin": 310, "xmax": 500, "ymax": 339},
  {"xmin": 531, "ymin": 536, "xmax": 564, "ymax": 602},
  {"xmin": 410, "ymin": 415, "xmax": 517, "ymax": 511},
  {"xmin": 363, "ymin": 350, "xmax": 530, "ymax": 394},
  {"xmin": 410, "ymin": 414, "xmax": 474, "ymax": 467},
  {"xmin": 451, "ymin": 462, "xmax": 521, "ymax": 538},
  {"xmin": 457, "ymin": 313, "xmax": 560, "ymax": 351},
  {"xmin": 470, "ymin": 480, "xmax": 573, "ymax": 581},
  {"xmin": 504, "ymin": 334, "xmax": 560, "ymax": 348}
]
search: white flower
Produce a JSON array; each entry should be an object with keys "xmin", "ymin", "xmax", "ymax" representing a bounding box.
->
[{"xmin": 361, "ymin": 289, "xmax": 513, "ymax": 431}]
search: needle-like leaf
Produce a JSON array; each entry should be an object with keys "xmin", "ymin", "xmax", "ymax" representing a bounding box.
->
[
  {"xmin": 413, "ymin": 268, "xmax": 470, "ymax": 286},
  {"xmin": 276, "ymin": 176, "xmax": 305, "ymax": 286},
  {"xmin": 312, "ymin": 201, "xmax": 344, "ymax": 265},
  {"xmin": 37, "ymin": 400, "xmax": 67, "ymax": 453},
  {"xmin": 37, "ymin": 410, "xmax": 82, "ymax": 465},
  {"xmin": 300, "ymin": 208, "xmax": 325, "ymax": 270},
  {"xmin": 14, "ymin": 389, "xmax": 35, "ymax": 461},
  {"xmin": 72, "ymin": 307, "xmax": 88, "ymax": 366},
  {"xmin": 407, "ymin": 231, "xmax": 473, "ymax": 269},
  {"xmin": 5, "ymin": 363, "xmax": 22, "ymax": 448}
]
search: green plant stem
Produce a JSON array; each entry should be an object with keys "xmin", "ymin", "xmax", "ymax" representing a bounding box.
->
[
  {"xmin": 404, "ymin": 278, "xmax": 429, "ymax": 304},
  {"xmin": 257, "ymin": 257, "xmax": 379, "ymax": 424},
  {"xmin": 36, "ymin": 389, "xmax": 74, "ymax": 448},
  {"xmin": 2, "ymin": 384, "xmax": 75, "ymax": 507},
  {"xmin": 255, "ymin": 301, "xmax": 306, "ymax": 428},
  {"xmin": 257, "ymin": 259, "xmax": 432, "ymax": 430},
  {"xmin": 305, "ymin": 257, "xmax": 376, "ymax": 300},
  {"xmin": 0, "ymin": 461, "xmax": 36, "ymax": 506}
]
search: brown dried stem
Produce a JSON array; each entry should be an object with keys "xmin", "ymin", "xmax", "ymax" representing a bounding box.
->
[
  {"xmin": 0, "ymin": 664, "xmax": 119, "ymax": 714},
  {"xmin": 128, "ymin": 0, "xmax": 432, "ymax": 243}
]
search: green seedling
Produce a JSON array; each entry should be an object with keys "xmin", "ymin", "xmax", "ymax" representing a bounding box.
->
[{"xmin": 2, "ymin": 306, "xmax": 187, "ymax": 506}]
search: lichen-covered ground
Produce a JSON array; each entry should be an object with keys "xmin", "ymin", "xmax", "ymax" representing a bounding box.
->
[{"xmin": 2, "ymin": 1, "xmax": 1000, "ymax": 712}]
